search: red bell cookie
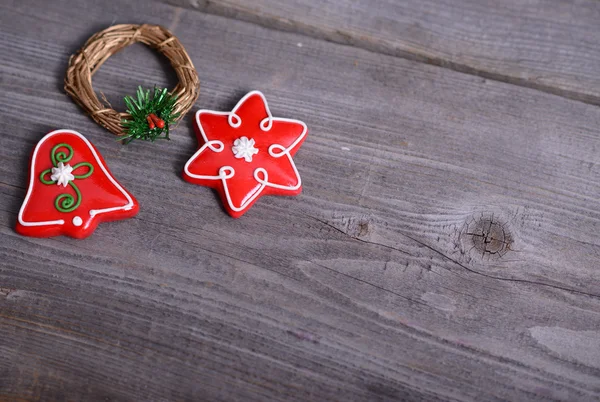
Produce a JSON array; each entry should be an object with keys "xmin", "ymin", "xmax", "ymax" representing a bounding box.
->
[
  {"xmin": 183, "ymin": 91, "xmax": 308, "ymax": 218},
  {"xmin": 16, "ymin": 129, "xmax": 139, "ymax": 238}
]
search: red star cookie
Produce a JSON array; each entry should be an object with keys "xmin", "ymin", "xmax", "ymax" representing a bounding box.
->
[
  {"xmin": 183, "ymin": 91, "xmax": 308, "ymax": 218},
  {"xmin": 16, "ymin": 129, "xmax": 139, "ymax": 238}
]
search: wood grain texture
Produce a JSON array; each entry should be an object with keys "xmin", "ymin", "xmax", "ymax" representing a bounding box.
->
[
  {"xmin": 166, "ymin": 0, "xmax": 600, "ymax": 106},
  {"xmin": 1, "ymin": 0, "xmax": 600, "ymax": 400}
]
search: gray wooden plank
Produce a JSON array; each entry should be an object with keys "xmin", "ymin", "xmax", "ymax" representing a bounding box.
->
[
  {"xmin": 166, "ymin": 0, "xmax": 600, "ymax": 106},
  {"xmin": 1, "ymin": 0, "xmax": 600, "ymax": 400}
]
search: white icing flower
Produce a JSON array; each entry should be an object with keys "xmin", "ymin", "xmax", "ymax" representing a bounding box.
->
[
  {"xmin": 50, "ymin": 162, "xmax": 75, "ymax": 187},
  {"xmin": 232, "ymin": 136, "xmax": 259, "ymax": 162}
]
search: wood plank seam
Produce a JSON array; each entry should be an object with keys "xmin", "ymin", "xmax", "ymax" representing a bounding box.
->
[
  {"xmin": 305, "ymin": 212, "xmax": 600, "ymax": 300},
  {"xmin": 163, "ymin": 0, "xmax": 600, "ymax": 107}
]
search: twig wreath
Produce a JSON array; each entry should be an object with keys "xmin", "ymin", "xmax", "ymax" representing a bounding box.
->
[{"xmin": 64, "ymin": 24, "xmax": 200, "ymax": 143}]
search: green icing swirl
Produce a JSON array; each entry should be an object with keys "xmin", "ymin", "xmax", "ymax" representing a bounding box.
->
[
  {"xmin": 55, "ymin": 182, "xmax": 82, "ymax": 213},
  {"xmin": 51, "ymin": 143, "xmax": 73, "ymax": 166},
  {"xmin": 38, "ymin": 142, "xmax": 95, "ymax": 215},
  {"xmin": 72, "ymin": 162, "xmax": 94, "ymax": 179},
  {"xmin": 39, "ymin": 168, "xmax": 55, "ymax": 184}
]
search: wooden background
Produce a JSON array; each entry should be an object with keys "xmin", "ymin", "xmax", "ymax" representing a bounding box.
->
[{"xmin": 1, "ymin": 0, "xmax": 599, "ymax": 400}]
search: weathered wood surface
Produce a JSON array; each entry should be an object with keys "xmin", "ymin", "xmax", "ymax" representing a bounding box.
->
[
  {"xmin": 1, "ymin": 0, "xmax": 600, "ymax": 400},
  {"xmin": 167, "ymin": 0, "xmax": 600, "ymax": 106}
]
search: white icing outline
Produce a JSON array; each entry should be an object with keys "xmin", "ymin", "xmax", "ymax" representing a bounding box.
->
[
  {"xmin": 18, "ymin": 129, "xmax": 135, "ymax": 227},
  {"xmin": 184, "ymin": 90, "xmax": 307, "ymax": 212}
]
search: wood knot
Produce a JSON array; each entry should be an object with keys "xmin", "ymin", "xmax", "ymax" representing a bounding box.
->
[
  {"xmin": 0, "ymin": 287, "xmax": 15, "ymax": 298},
  {"xmin": 460, "ymin": 214, "xmax": 512, "ymax": 259},
  {"xmin": 342, "ymin": 216, "xmax": 373, "ymax": 239}
]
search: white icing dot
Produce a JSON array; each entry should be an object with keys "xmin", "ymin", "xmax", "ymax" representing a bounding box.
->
[
  {"xmin": 72, "ymin": 216, "xmax": 83, "ymax": 226},
  {"xmin": 232, "ymin": 136, "xmax": 259, "ymax": 162}
]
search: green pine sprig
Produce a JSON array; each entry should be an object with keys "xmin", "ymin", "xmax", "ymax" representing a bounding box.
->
[{"xmin": 121, "ymin": 86, "xmax": 180, "ymax": 144}]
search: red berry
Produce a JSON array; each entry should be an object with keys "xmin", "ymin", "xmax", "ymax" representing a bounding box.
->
[
  {"xmin": 146, "ymin": 116, "xmax": 155, "ymax": 129},
  {"xmin": 149, "ymin": 113, "xmax": 165, "ymax": 129}
]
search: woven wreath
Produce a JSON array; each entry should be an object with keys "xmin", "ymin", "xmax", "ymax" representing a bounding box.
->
[{"xmin": 64, "ymin": 24, "xmax": 200, "ymax": 143}]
